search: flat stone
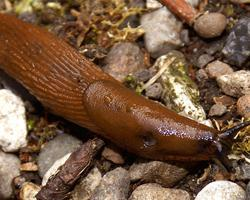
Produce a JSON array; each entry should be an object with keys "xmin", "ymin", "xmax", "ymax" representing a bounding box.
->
[
  {"xmin": 237, "ymin": 95, "xmax": 250, "ymax": 118},
  {"xmin": 145, "ymin": 83, "xmax": 163, "ymax": 99},
  {"xmin": 206, "ymin": 60, "xmax": 233, "ymax": 79},
  {"xmin": 216, "ymin": 70, "xmax": 250, "ymax": 97},
  {"xmin": 196, "ymin": 54, "xmax": 214, "ymax": 68},
  {"xmin": 208, "ymin": 104, "xmax": 227, "ymax": 116},
  {"xmin": 129, "ymin": 161, "xmax": 188, "ymax": 187},
  {"xmin": 129, "ymin": 183, "xmax": 190, "ymax": 200},
  {"xmin": 101, "ymin": 147, "xmax": 125, "ymax": 165},
  {"xmin": 91, "ymin": 167, "xmax": 130, "ymax": 200},
  {"xmin": 222, "ymin": 17, "xmax": 250, "ymax": 67},
  {"xmin": 195, "ymin": 181, "xmax": 246, "ymax": 200},
  {"xmin": 0, "ymin": 89, "xmax": 27, "ymax": 152},
  {"xmin": 0, "ymin": 151, "xmax": 20, "ymax": 199},
  {"xmin": 37, "ymin": 133, "xmax": 82, "ymax": 177}
]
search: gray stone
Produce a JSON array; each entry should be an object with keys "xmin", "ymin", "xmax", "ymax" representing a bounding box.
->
[
  {"xmin": 206, "ymin": 60, "xmax": 233, "ymax": 78},
  {"xmin": 103, "ymin": 42, "xmax": 145, "ymax": 82},
  {"xmin": 209, "ymin": 104, "xmax": 227, "ymax": 116},
  {"xmin": 37, "ymin": 133, "xmax": 82, "ymax": 177},
  {"xmin": 129, "ymin": 183, "xmax": 190, "ymax": 200},
  {"xmin": 235, "ymin": 162, "xmax": 250, "ymax": 180},
  {"xmin": 91, "ymin": 167, "xmax": 130, "ymax": 200},
  {"xmin": 145, "ymin": 83, "xmax": 163, "ymax": 99},
  {"xmin": 216, "ymin": 70, "xmax": 250, "ymax": 97},
  {"xmin": 0, "ymin": 89, "xmax": 27, "ymax": 152},
  {"xmin": 141, "ymin": 7, "xmax": 182, "ymax": 58},
  {"xmin": 129, "ymin": 161, "xmax": 188, "ymax": 187},
  {"xmin": 0, "ymin": 151, "xmax": 20, "ymax": 199},
  {"xmin": 246, "ymin": 181, "xmax": 250, "ymax": 200},
  {"xmin": 222, "ymin": 17, "xmax": 250, "ymax": 67},
  {"xmin": 196, "ymin": 54, "xmax": 214, "ymax": 68},
  {"xmin": 195, "ymin": 181, "xmax": 246, "ymax": 200},
  {"xmin": 196, "ymin": 69, "xmax": 209, "ymax": 82},
  {"xmin": 71, "ymin": 167, "xmax": 102, "ymax": 200}
]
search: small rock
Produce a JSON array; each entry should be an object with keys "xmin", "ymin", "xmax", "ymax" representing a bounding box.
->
[
  {"xmin": 196, "ymin": 54, "xmax": 214, "ymax": 68},
  {"xmin": 216, "ymin": 70, "xmax": 250, "ymax": 97},
  {"xmin": 0, "ymin": 151, "xmax": 20, "ymax": 199},
  {"xmin": 134, "ymin": 69, "xmax": 152, "ymax": 82},
  {"xmin": 91, "ymin": 167, "xmax": 130, "ymax": 200},
  {"xmin": 103, "ymin": 42, "xmax": 145, "ymax": 82},
  {"xmin": 141, "ymin": 7, "xmax": 183, "ymax": 58},
  {"xmin": 195, "ymin": 181, "xmax": 246, "ymax": 200},
  {"xmin": 129, "ymin": 161, "xmax": 188, "ymax": 187},
  {"xmin": 102, "ymin": 147, "xmax": 125, "ymax": 165},
  {"xmin": 146, "ymin": 0, "xmax": 162, "ymax": 9},
  {"xmin": 71, "ymin": 167, "xmax": 102, "ymax": 200},
  {"xmin": 206, "ymin": 60, "xmax": 233, "ymax": 78},
  {"xmin": 246, "ymin": 181, "xmax": 250, "ymax": 200},
  {"xmin": 237, "ymin": 95, "xmax": 250, "ymax": 118},
  {"xmin": 208, "ymin": 104, "xmax": 227, "ymax": 116},
  {"xmin": 196, "ymin": 69, "xmax": 209, "ymax": 82},
  {"xmin": 222, "ymin": 17, "xmax": 250, "ymax": 67},
  {"xmin": 42, "ymin": 153, "xmax": 71, "ymax": 185},
  {"xmin": 213, "ymin": 95, "xmax": 235, "ymax": 107},
  {"xmin": 129, "ymin": 183, "xmax": 190, "ymax": 200},
  {"xmin": 0, "ymin": 89, "xmax": 27, "ymax": 152},
  {"xmin": 235, "ymin": 162, "xmax": 250, "ymax": 180},
  {"xmin": 37, "ymin": 133, "xmax": 82, "ymax": 177},
  {"xmin": 145, "ymin": 83, "xmax": 163, "ymax": 99},
  {"xmin": 20, "ymin": 162, "xmax": 38, "ymax": 172},
  {"xmin": 180, "ymin": 29, "xmax": 190, "ymax": 44},
  {"xmin": 194, "ymin": 13, "xmax": 227, "ymax": 38},
  {"xmin": 19, "ymin": 182, "xmax": 41, "ymax": 200}
]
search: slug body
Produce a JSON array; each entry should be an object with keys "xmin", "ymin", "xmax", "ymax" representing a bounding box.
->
[{"xmin": 0, "ymin": 13, "xmax": 228, "ymax": 161}]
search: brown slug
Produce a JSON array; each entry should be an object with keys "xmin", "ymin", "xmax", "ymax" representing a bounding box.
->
[{"xmin": 0, "ymin": 13, "xmax": 248, "ymax": 161}]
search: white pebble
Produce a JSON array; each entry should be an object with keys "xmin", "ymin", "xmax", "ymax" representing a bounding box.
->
[
  {"xmin": 195, "ymin": 181, "xmax": 246, "ymax": 200},
  {"xmin": 0, "ymin": 89, "xmax": 27, "ymax": 152}
]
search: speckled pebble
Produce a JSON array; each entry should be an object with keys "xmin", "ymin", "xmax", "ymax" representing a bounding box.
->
[
  {"xmin": 196, "ymin": 69, "xmax": 209, "ymax": 82},
  {"xmin": 0, "ymin": 89, "xmax": 27, "ymax": 152},
  {"xmin": 38, "ymin": 133, "xmax": 82, "ymax": 177},
  {"xmin": 129, "ymin": 161, "xmax": 188, "ymax": 187},
  {"xmin": 145, "ymin": 83, "xmax": 163, "ymax": 99},
  {"xmin": 71, "ymin": 167, "xmax": 102, "ymax": 200},
  {"xmin": 196, "ymin": 54, "xmax": 214, "ymax": 68},
  {"xmin": 91, "ymin": 167, "xmax": 130, "ymax": 200},
  {"xmin": 194, "ymin": 13, "xmax": 227, "ymax": 38},
  {"xmin": 216, "ymin": 70, "xmax": 250, "ymax": 97},
  {"xmin": 206, "ymin": 60, "xmax": 233, "ymax": 79},
  {"xmin": 129, "ymin": 183, "xmax": 191, "ymax": 200},
  {"xmin": 237, "ymin": 95, "xmax": 250, "ymax": 118},
  {"xmin": 209, "ymin": 104, "xmax": 227, "ymax": 116},
  {"xmin": 103, "ymin": 42, "xmax": 145, "ymax": 82},
  {"xmin": 0, "ymin": 151, "xmax": 20, "ymax": 199},
  {"xmin": 195, "ymin": 181, "xmax": 246, "ymax": 200}
]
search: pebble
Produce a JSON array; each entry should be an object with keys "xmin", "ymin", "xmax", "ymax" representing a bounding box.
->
[
  {"xmin": 195, "ymin": 181, "xmax": 246, "ymax": 200},
  {"xmin": 129, "ymin": 161, "xmax": 188, "ymax": 187},
  {"xmin": 208, "ymin": 104, "xmax": 227, "ymax": 116},
  {"xmin": 194, "ymin": 13, "xmax": 227, "ymax": 38},
  {"xmin": 19, "ymin": 182, "xmax": 41, "ymax": 200},
  {"xmin": 196, "ymin": 69, "xmax": 209, "ymax": 82},
  {"xmin": 145, "ymin": 83, "xmax": 163, "ymax": 99},
  {"xmin": 91, "ymin": 167, "xmax": 130, "ymax": 200},
  {"xmin": 222, "ymin": 17, "xmax": 250, "ymax": 67},
  {"xmin": 103, "ymin": 42, "xmax": 145, "ymax": 82},
  {"xmin": 146, "ymin": 0, "xmax": 162, "ymax": 9},
  {"xmin": 246, "ymin": 181, "xmax": 250, "ymax": 200},
  {"xmin": 129, "ymin": 183, "xmax": 190, "ymax": 200},
  {"xmin": 196, "ymin": 54, "xmax": 214, "ymax": 68},
  {"xmin": 37, "ymin": 133, "xmax": 82, "ymax": 177},
  {"xmin": 42, "ymin": 153, "xmax": 71, "ymax": 186},
  {"xmin": 101, "ymin": 147, "xmax": 125, "ymax": 165},
  {"xmin": 213, "ymin": 95, "xmax": 235, "ymax": 107},
  {"xmin": 237, "ymin": 95, "xmax": 250, "ymax": 118},
  {"xmin": 0, "ymin": 89, "xmax": 27, "ymax": 152},
  {"xmin": 71, "ymin": 167, "xmax": 102, "ymax": 200},
  {"xmin": 141, "ymin": 7, "xmax": 183, "ymax": 58},
  {"xmin": 134, "ymin": 69, "xmax": 152, "ymax": 82},
  {"xmin": 216, "ymin": 70, "xmax": 250, "ymax": 97},
  {"xmin": 0, "ymin": 151, "xmax": 20, "ymax": 199},
  {"xmin": 206, "ymin": 60, "xmax": 233, "ymax": 79},
  {"xmin": 235, "ymin": 162, "xmax": 250, "ymax": 180}
]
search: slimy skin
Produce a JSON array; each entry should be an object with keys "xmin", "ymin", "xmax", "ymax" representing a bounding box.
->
[{"xmin": 0, "ymin": 13, "xmax": 239, "ymax": 161}]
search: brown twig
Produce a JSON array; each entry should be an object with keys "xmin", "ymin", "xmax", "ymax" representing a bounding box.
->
[
  {"xmin": 36, "ymin": 138, "xmax": 104, "ymax": 200},
  {"xmin": 158, "ymin": 0, "xmax": 198, "ymax": 25}
]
